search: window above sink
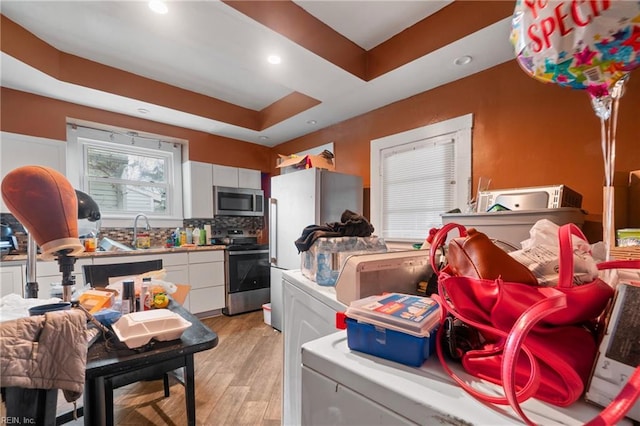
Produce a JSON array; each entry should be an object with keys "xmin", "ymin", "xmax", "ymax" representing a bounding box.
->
[{"xmin": 66, "ymin": 123, "xmax": 185, "ymax": 229}]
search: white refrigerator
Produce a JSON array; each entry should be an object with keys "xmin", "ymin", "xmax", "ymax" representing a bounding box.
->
[{"xmin": 269, "ymin": 168, "xmax": 363, "ymax": 331}]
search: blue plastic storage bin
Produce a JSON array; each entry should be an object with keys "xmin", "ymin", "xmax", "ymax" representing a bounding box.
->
[{"xmin": 345, "ymin": 317, "xmax": 436, "ymax": 367}]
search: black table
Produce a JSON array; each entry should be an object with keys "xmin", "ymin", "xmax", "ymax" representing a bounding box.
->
[{"xmin": 79, "ymin": 300, "xmax": 218, "ymax": 426}]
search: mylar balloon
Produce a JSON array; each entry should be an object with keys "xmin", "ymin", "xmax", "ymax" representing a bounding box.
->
[
  {"xmin": 511, "ymin": 0, "xmax": 640, "ymax": 98},
  {"xmin": 511, "ymin": 0, "xmax": 640, "ymax": 260}
]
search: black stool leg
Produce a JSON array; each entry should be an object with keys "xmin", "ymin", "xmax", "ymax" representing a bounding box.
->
[
  {"xmin": 163, "ymin": 373, "xmax": 170, "ymax": 398},
  {"xmin": 185, "ymin": 355, "xmax": 196, "ymax": 426},
  {"xmin": 3, "ymin": 387, "xmax": 57, "ymax": 426}
]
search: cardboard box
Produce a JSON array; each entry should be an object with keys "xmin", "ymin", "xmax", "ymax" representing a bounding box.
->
[
  {"xmin": 276, "ymin": 151, "xmax": 335, "ymax": 174},
  {"xmin": 170, "ymin": 283, "xmax": 191, "ymax": 305},
  {"xmin": 79, "ymin": 289, "xmax": 115, "ymax": 313}
]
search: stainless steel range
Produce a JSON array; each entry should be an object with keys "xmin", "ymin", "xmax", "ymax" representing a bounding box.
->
[{"xmin": 218, "ymin": 232, "xmax": 270, "ymax": 316}]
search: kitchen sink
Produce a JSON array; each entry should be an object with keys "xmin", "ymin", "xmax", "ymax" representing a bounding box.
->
[{"xmin": 99, "ymin": 237, "xmax": 134, "ymax": 252}]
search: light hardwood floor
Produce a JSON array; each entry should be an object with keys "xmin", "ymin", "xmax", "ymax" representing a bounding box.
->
[{"xmin": 59, "ymin": 310, "xmax": 283, "ymax": 426}]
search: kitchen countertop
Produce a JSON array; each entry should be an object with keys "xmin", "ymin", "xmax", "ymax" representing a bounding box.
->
[{"xmin": 0, "ymin": 244, "xmax": 228, "ymax": 263}]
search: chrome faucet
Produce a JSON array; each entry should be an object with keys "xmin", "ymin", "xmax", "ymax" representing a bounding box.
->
[{"xmin": 133, "ymin": 213, "xmax": 151, "ymax": 248}]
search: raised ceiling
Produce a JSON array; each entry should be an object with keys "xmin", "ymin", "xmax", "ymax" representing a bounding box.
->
[{"xmin": 0, "ymin": 1, "xmax": 517, "ymax": 147}]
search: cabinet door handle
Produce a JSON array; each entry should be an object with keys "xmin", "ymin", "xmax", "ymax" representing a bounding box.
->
[{"xmin": 269, "ymin": 198, "xmax": 277, "ymax": 264}]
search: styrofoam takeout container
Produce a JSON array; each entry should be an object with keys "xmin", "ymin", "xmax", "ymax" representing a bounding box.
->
[{"xmin": 111, "ymin": 309, "xmax": 191, "ymax": 348}]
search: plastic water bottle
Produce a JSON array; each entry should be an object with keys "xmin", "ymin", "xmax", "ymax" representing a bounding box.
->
[
  {"xmin": 316, "ymin": 253, "xmax": 333, "ymax": 286},
  {"xmin": 193, "ymin": 227, "xmax": 201, "ymax": 245}
]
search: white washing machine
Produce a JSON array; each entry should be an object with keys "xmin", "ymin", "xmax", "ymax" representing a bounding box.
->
[
  {"xmin": 282, "ymin": 270, "xmax": 346, "ymax": 426},
  {"xmin": 301, "ymin": 332, "xmax": 633, "ymax": 425}
]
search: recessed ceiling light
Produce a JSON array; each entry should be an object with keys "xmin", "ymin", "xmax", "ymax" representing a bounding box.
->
[
  {"xmin": 259, "ymin": 136, "xmax": 269, "ymax": 140},
  {"xmin": 148, "ymin": 1, "xmax": 168, "ymax": 14},
  {"xmin": 137, "ymin": 108, "xmax": 150, "ymax": 114},
  {"xmin": 267, "ymin": 55, "xmax": 281, "ymax": 65},
  {"xmin": 306, "ymin": 120, "xmax": 317, "ymax": 125},
  {"xmin": 454, "ymin": 55, "xmax": 473, "ymax": 66}
]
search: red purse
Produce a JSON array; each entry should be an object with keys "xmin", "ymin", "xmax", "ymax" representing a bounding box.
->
[{"xmin": 430, "ymin": 222, "xmax": 640, "ymax": 425}]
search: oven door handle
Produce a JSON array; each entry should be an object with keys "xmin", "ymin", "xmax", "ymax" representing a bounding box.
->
[
  {"xmin": 228, "ymin": 249, "xmax": 269, "ymax": 256},
  {"xmin": 269, "ymin": 197, "xmax": 277, "ymax": 264}
]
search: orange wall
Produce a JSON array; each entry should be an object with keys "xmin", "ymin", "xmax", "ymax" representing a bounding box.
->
[
  {"xmin": 0, "ymin": 87, "xmax": 272, "ymax": 171},
  {"xmin": 271, "ymin": 61, "xmax": 640, "ymax": 224},
  {"xmin": 2, "ymin": 60, "xmax": 639, "ymax": 226}
]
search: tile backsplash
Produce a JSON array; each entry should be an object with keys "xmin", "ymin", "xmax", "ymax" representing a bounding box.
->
[{"xmin": 1, "ymin": 213, "xmax": 265, "ymax": 253}]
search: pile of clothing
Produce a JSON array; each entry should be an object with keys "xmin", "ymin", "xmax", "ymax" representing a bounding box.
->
[
  {"xmin": 295, "ymin": 210, "xmax": 374, "ymax": 253},
  {"xmin": 0, "ymin": 309, "xmax": 87, "ymax": 403}
]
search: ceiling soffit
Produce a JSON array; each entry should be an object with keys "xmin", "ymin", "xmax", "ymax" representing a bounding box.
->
[{"xmin": 0, "ymin": 1, "xmax": 513, "ymax": 136}]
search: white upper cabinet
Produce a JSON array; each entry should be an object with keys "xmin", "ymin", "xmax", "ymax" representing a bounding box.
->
[
  {"xmin": 212, "ymin": 164, "xmax": 239, "ymax": 188},
  {"xmin": 1, "ymin": 132, "xmax": 66, "ymax": 213},
  {"xmin": 184, "ymin": 162, "xmax": 262, "ymax": 218},
  {"xmin": 183, "ymin": 161, "xmax": 214, "ymax": 219},
  {"xmin": 211, "ymin": 165, "xmax": 260, "ymax": 189},
  {"xmin": 238, "ymin": 168, "xmax": 261, "ymax": 189}
]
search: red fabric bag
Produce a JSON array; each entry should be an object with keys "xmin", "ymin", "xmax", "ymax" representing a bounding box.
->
[{"xmin": 429, "ymin": 222, "xmax": 640, "ymax": 425}]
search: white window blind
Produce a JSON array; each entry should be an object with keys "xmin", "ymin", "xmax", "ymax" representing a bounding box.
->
[
  {"xmin": 370, "ymin": 114, "xmax": 472, "ymax": 243},
  {"xmin": 381, "ymin": 135, "xmax": 456, "ymax": 239}
]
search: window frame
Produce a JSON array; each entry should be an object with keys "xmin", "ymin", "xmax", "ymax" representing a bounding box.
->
[
  {"xmin": 370, "ymin": 114, "xmax": 472, "ymax": 243},
  {"xmin": 66, "ymin": 124, "xmax": 184, "ymax": 228}
]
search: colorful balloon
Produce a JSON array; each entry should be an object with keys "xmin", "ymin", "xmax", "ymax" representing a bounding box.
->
[
  {"xmin": 510, "ymin": 0, "xmax": 640, "ymax": 98},
  {"xmin": 511, "ymin": 1, "xmax": 640, "ymax": 260}
]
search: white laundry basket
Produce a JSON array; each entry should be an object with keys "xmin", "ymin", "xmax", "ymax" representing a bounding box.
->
[{"xmin": 262, "ymin": 303, "xmax": 272, "ymax": 326}]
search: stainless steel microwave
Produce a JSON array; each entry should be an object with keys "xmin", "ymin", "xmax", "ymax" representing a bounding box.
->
[{"xmin": 213, "ymin": 186, "xmax": 264, "ymax": 216}]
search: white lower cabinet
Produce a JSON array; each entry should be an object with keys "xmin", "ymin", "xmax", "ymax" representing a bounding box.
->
[
  {"xmin": 3, "ymin": 249, "xmax": 225, "ymax": 315},
  {"xmin": 164, "ymin": 264, "xmax": 189, "ymax": 285},
  {"xmin": 36, "ymin": 257, "xmax": 93, "ymax": 298},
  {"xmin": 91, "ymin": 252, "xmax": 180, "ymax": 267},
  {"xmin": 0, "ymin": 263, "xmax": 24, "ymax": 297},
  {"xmin": 188, "ymin": 250, "xmax": 225, "ymax": 315},
  {"xmin": 162, "ymin": 254, "xmax": 190, "ymax": 310},
  {"xmin": 92, "ymin": 252, "xmax": 192, "ymax": 309},
  {"xmin": 91, "ymin": 252, "xmax": 188, "ymax": 282}
]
